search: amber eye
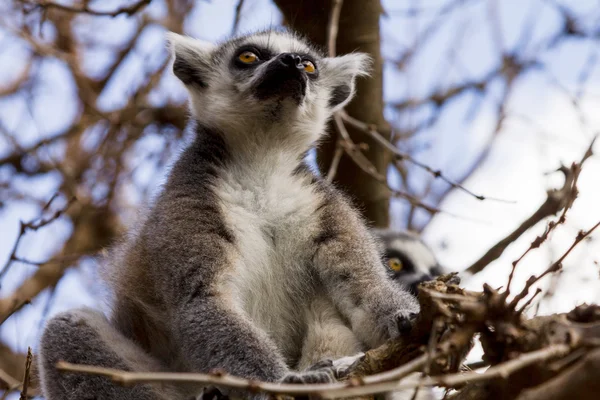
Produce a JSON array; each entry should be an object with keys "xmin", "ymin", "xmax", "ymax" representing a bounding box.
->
[
  {"xmin": 238, "ymin": 51, "xmax": 259, "ymax": 64},
  {"xmin": 302, "ymin": 60, "xmax": 316, "ymax": 74},
  {"xmin": 388, "ymin": 258, "xmax": 403, "ymax": 272}
]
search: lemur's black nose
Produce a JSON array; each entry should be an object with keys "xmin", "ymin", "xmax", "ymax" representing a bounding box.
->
[{"xmin": 279, "ymin": 53, "xmax": 304, "ymax": 69}]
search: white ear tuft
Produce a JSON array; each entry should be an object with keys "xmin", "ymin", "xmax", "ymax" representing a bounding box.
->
[
  {"xmin": 321, "ymin": 52, "xmax": 372, "ymax": 111},
  {"xmin": 165, "ymin": 32, "xmax": 216, "ymax": 58},
  {"xmin": 337, "ymin": 52, "xmax": 372, "ymax": 77},
  {"xmin": 165, "ymin": 32, "xmax": 216, "ymax": 87}
]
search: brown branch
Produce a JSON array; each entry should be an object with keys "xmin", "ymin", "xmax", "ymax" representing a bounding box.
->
[
  {"xmin": 0, "ymin": 61, "xmax": 32, "ymax": 97},
  {"xmin": 465, "ymin": 136, "xmax": 595, "ymax": 275},
  {"xmin": 341, "ymin": 112, "xmax": 509, "ymax": 203},
  {"xmin": 333, "ymin": 114, "xmax": 443, "ymax": 215},
  {"xmin": 21, "ymin": 0, "xmax": 152, "ymax": 17},
  {"xmin": 231, "ymin": 0, "xmax": 246, "ymax": 35},
  {"xmin": 325, "ymin": 142, "xmax": 344, "ymax": 182},
  {"xmin": 326, "ymin": 0, "xmax": 344, "ymax": 57},
  {"xmin": 321, "ymin": 344, "xmax": 571, "ymax": 398},
  {"xmin": 515, "ymin": 348, "xmax": 600, "ymax": 400},
  {"xmin": 509, "ymin": 219, "xmax": 600, "ymax": 309},
  {"xmin": 0, "ymin": 195, "xmax": 75, "ymax": 281},
  {"xmin": 19, "ymin": 348, "xmax": 32, "ymax": 400},
  {"xmin": 0, "ymin": 204, "xmax": 119, "ymax": 325},
  {"xmin": 0, "ymin": 369, "xmax": 20, "ymax": 391}
]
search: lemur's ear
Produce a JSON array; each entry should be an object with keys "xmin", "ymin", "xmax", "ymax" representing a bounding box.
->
[
  {"xmin": 166, "ymin": 32, "xmax": 216, "ymax": 88},
  {"xmin": 320, "ymin": 52, "xmax": 371, "ymax": 112}
]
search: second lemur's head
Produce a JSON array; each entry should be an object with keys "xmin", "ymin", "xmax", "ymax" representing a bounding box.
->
[
  {"xmin": 167, "ymin": 30, "xmax": 370, "ymax": 152},
  {"xmin": 373, "ymin": 229, "xmax": 446, "ymax": 295}
]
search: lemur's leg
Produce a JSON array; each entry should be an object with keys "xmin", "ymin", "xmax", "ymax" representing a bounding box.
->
[
  {"xmin": 39, "ymin": 308, "xmax": 187, "ymax": 400},
  {"xmin": 174, "ymin": 297, "xmax": 336, "ymax": 388},
  {"xmin": 297, "ymin": 295, "xmax": 363, "ymax": 372}
]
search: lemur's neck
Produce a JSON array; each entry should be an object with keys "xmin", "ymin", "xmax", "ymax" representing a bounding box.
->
[{"xmin": 192, "ymin": 121, "xmax": 313, "ymax": 180}]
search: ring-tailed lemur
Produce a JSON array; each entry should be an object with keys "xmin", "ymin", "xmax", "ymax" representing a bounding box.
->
[{"xmin": 38, "ymin": 30, "xmax": 419, "ymax": 399}]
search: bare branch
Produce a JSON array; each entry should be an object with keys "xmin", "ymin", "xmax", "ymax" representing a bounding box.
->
[
  {"xmin": 19, "ymin": 348, "xmax": 32, "ymax": 400},
  {"xmin": 466, "ymin": 136, "xmax": 596, "ymax": 275},
  {"xmin": 19, "ymin": 0, "xmax": 152, "ymax": 18},
  {"xmin": 326, "ymin": 0, "xmax": 343, "ymax": 57},
  {"xmin": 231, "ymin": 0, "xmax": 246, "ymax": 35}
]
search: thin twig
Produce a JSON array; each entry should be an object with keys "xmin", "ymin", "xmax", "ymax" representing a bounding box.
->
[
  {"xmin": 510, "ymin": 219, "xmax": 600, "ymax": 309},
  {"xmin": 326, "ymin": 141, "xmax": 344, "ymax": 182},
  {"xmin": 19, "ymin": 348, "xmax": 32, "ymax": 400},
  {"xmin": 231, "ymin": 0, "xmax": 246, "ymax": 35},
  {"xmin": 341, "ymin": 112, "xmax": 508, "ymax": 203},
  {"xmin": 466, "ymin": 135, "xmax": 596, "ymax": 276},
  {"xmin": 0, "ymin": 195, "xmax": 76, "ymax": 281}
]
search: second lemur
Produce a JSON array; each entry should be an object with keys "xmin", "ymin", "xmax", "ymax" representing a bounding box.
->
[{"xmin": 38, "ymin": 30, "xmax": 419, "ymax": 399}]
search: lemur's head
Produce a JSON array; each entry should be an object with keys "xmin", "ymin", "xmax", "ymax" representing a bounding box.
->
[
  {"xmin": 373, "ymin": 229, "xmax": 445, "ymax": 295},
  {"xmin": 167, "ymin": 30, "xmax": 370, "ymax": 152}
]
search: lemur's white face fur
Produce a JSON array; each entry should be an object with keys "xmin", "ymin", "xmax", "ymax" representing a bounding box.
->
[
  {"xmin": 373, "ymin": 229, "xmax": 444, "ymax": 294},
  {"xmin": 167, "ymin": 30, "xmax": 370, "ymax": 154}
]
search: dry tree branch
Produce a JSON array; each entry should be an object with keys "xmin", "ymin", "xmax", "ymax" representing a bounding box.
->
[
  {"xmin": 340, "ymin": 112, "xmax": 504, "ymax": 202},
  {"xmin": 19, "ymin": 348, "xmax": 32, "ymax": 400},
  {"xmin": 332, "ymin": 114, "xmax": 443, "ymax": 215},
  {"xmin": 0, "ymin": 195, "xmax": 76, "ymax": 282},
  {"xmin": 466, "ymin": 135, "xmax": 596, "ymax": 275},
  {"xmin": 509, "ymin": 219, "xmax": 600, "ymax": 309},
  {"xmin": 325, "ymin": 143, "xmax": 344, "ymax": 182},
  {"xmin": 19, "ymin": 0, "xmax": 152, "ymax": 17},
  {"xmin": 326, "ymin": 0, "xmax": 343, "ymax": 58},
  {"xmin": 0, "ymin": 203, "xmax": 119, "ymax": 325},
  {"xmin": 0, "ymin": 369, "xmax": 20, "ymax": 393},
  {"xmin": 321, "ymin": 344, "xmax": 571, "ymax": 398},
  {"xmin": 515, "ymin": 347, "xmax": 600, "ymax": 400},
  {"xmin": 231, "ymin": 0, "xmax": 246, "ymax": 35}
]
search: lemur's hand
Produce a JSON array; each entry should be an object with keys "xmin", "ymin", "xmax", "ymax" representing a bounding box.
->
[
  {"xmin": 374, "ymin": 295, "xmax": 420, "ymax": 341},
  {"xmin": 280, "ymin": 368, "xmax": 336, "ymax": 384},
  {"xmin": 383, "ymin": 309, "xmax": 418, "ymax": 339}
]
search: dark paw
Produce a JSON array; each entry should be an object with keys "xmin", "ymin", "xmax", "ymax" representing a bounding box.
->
[
  {"xmin": 197, "ymin": 387, "xmax": 228, "ymax": 400},
  {"xmin": 387, "ymin": 310, "xmax": 416, "ymax": 339},
  {"xmin": 331, "ymin": 353, "xmax": 364, "ymax": 378},
  {"xmin": 281, "ymin": 369, "xmax": 335, "ymax": 384},
  {"xmin": 306, "ymin": 359, "xmax": 333, "ymax": 371}
]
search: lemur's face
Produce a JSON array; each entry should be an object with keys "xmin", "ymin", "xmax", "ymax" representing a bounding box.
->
[
  {"xmin": 373, "ymin": 229, "xmax": 444, "ymax": 295},
  {"xmin": 167, "ymin": 31, "xmax": 370, "ymax": 148}
]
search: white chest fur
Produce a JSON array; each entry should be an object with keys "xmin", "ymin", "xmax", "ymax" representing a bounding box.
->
[{"xmin": 214, "ymin": 156, "xmax": 322, "ymax": 361}]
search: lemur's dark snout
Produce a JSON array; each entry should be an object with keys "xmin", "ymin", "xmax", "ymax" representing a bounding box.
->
[
  {"xmin": 254, "ymin": 52, "xmax": 307, "ymax": 103},
  {"xmin": 279, "ymin": 53, "xmax": 304, "ymax": 70}
]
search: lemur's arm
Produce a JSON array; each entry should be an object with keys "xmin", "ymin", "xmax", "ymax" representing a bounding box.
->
[{"xmin": 312, "ymin": 191, "xmax": 419, "ymax": 349}]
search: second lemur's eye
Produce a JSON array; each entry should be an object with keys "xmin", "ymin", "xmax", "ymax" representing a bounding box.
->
[
  {"xmin": 388, "ymin": 258, "xmax": 403, "ymax": 272},
  {"xmin": 239, "ymin": 51, "xmax": 259, "ymax": 64},
  {"xmin": 302, "ymin": 60, "xmax": 316, "ymax": 74}
]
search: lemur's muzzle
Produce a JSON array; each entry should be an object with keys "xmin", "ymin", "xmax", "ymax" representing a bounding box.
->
[{"xmin": 254, "ymin": 52, "xmax": 307, "ymax": 103}]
